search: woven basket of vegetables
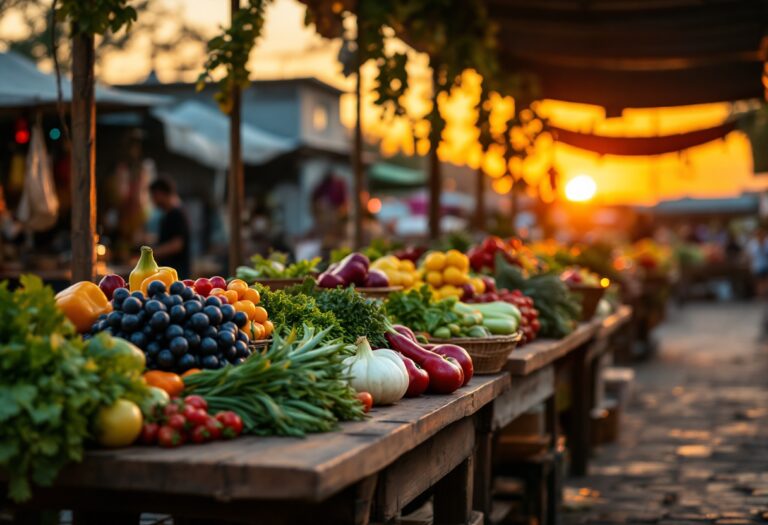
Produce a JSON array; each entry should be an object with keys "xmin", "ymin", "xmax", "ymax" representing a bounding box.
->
[
  {"xmin": 567, "ymin": 284, "xmax": 606, "ymax": 322},
  {"xmin": 428, "ymin": 332, "xmax": 522, "ymax": 374},
  {"xmin": 357, "ymin": 286, "xmax": 402, "ymax": 300},
  {"xmin": 254, "ymin": 278, "xmax": 307, "ymax": 290}
]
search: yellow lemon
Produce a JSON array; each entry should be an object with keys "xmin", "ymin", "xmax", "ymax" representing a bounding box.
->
[
  {"xmin": 470, "ymin": 277, "xmax": 486, "ymax": 294},
  {"xmin": 426, "ymin": 271, "xmax": 443, "ymax": 287},
  {"xmin": 372, "ymin": 256, "xmax": 398, "ymax": 272},
  {"xmin": 445, "ymin": 249, "xmax": 470, "ymax": 271},
  {"xmin": 398, "ymin": 259, "xmax": 416, "ymax": 272},
  {"xmin": 387, "ymin": 271, "xmax": 402, "ymax": 286},
  {"xmin": 443, "ymin": 266, "xmax": 468, "ymax": 286},
  {"xmin": 423, "ymin": 251, "xmax": 447, "ymax": 272},
  {"xmin": 438, "ymin": 284, "xmax": 461, "ymax": 299},
  {"xmin": 400, "ymin": 272, "xmax": 415, "ymax": 288}
]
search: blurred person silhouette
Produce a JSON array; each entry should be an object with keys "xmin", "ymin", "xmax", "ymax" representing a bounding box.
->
[{"xmin": 148, "ymin": 178, "xmax": 190, "ymax": 279}]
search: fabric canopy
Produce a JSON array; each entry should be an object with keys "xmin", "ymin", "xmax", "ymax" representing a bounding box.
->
[
  {"xmin": 551, "ymin": 121, "xmax": 738, "ymax": 156},
  {"xmin": 0, "ymin": 51, "xmax": 167, "ymax": 110},
  {"xmin": 152, "ymin": 100, "xmax": 296, "ymax": 169}
]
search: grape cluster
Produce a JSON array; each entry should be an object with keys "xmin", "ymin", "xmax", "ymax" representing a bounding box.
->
[{"xmin": 90, "ymin": 280, "xmax": 252, "ymax": 373}]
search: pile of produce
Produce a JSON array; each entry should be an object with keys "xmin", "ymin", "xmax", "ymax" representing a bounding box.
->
[
  {"xmin": 235, "ymin": 251, "xmax": 321, "ymax": 282},
  {"xmin": 386, "ymin": 286, "xmax": 520, "ymax": 339},
  {"xmin": 317, "ymin": 252, "xmax": 393, "ymax": 289},
  {"xmin": 465, "ymin": 282, "xmax": 540, "ymax": 344},
  {"xmin": 139, "ymin": 394, "xmax": 243, "ymax": 447},
  {"xmin": 252, "ymin": 283, "xmax": 343, "ymax": 341},
  {"xmin": 420, "ymin": 249, "xmax": 482, "ymax": 300},
  {"xmin": 560, "ymin": 267, "xmax": 603, "ymax": 287},
  {"xmin": 0, "ymin": 276, "xmax": 153, "ymax": 501},
  {"xmin": 495, "ymin": 255, "xmax": 580, "ymax": 339},
  {"xmin": 183, "ymin": 326, "xmax": 365, "ymax": 436},
  {"xmin": 370, "ymin": 255, "xmax": 422, "ymax": 289}
]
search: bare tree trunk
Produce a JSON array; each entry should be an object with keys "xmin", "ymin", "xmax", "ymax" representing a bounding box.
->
[
  {"xmin": 228, "ymin": 0, "xmax": 244, "ymax": 276},
  {"xmin": 70, "ymin": 28, "xmax": 96, "ymax": 282},
  {"xmin": 474, "ymin": 167, "xmax": 486, "ymax": 231},
  {"xmin": 428, "ymin": 70, "xmax": 441, "ymax": 241},
  {"xmin": 352, "ymin": 30, "xmax": 364, "ymax": 249}
]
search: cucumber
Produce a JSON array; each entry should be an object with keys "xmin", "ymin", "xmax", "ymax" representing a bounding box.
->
[
  {"xmin": 433, "ymin": 326, "xmax": 452, "ymax": 339},
  {"xmin": 467, "ymin": 325, "xmax": 490, "ymax": 338},
  {"xmin": 483, "ymin": 317, "xmax": 519, "ymax": 335}
]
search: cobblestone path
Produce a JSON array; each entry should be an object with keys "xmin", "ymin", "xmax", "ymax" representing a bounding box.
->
[{"xmin": 563, "ymin": 303, "xmax": 768, "ymax": 524}]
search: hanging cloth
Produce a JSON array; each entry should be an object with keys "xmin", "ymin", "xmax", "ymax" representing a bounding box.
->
[{"xmin": 17, "ymin": 119, "xmax": 59, "ymax": 231}]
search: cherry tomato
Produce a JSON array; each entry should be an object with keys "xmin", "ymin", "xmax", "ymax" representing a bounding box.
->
[
  {"xmin": 139, "ymin": 422, "xmax": 160, "ymax": 445},
  {"xmin": 190, "ymin": 425, "xmax": 212, "ymax": 444},
  {"xmin": 182, "ymin": 405, "xmax": 209, "ymax": 427},
  {"xmin": 163, "ymin": 402, "xmax": 181, "ymax": 417},
  {"xmin": 356, "ymin": 392, "xmax": 373, "ymax": 413},
  {"xmin": 204, "ymin": 416, "xmax": 223, "ymax": 440},
  {"xmin": 215, "ymin": 411, "xmax": 244, "ymax": 438},
  {"xmin": 184, "ymin": 395, "xmax": 208, "ymax": 411},
  {"xmin": 194, "ymin": 278, "xmax": 213, "ymax": 297},
  {"xmin": 167, "ymin": 413, "xmax": 187, "ymax": 431},
  {"xmin": 157, "ymin": 425, "xmax": 183, "ymax": 448}
]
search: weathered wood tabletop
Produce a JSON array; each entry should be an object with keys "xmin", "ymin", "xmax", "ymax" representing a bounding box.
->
[
  {"xmin": 49, "ymin": 374, "xmax": 508, "ymax": 505},
  {"xmin": 504, "ymin": 320, "xmax": 600, "ymax": 376}
]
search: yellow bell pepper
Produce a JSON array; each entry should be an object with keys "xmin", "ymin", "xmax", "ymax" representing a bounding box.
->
[
  {"xmin": 140, "ymin": 267, "xmax": 178, "ymax": 295},
  {"xmin": 55, "ymin": 281, "xmax": 112, "ymax": 333},
  {"xmin": 130, "ymin": 246, "xmax": 160, "ymax": 292}
]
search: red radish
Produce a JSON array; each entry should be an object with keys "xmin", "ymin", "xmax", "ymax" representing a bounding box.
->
[
  {"xmin": 317, "ymin": 272, "xmax": 344, "ymax": 288},
  {"xmin": 399, "ymin": 354, "xmax": 429, "ymax": 397},
  {"xmin": 431, "ymin": 344, "xmax": 473, "ymax": 385}
]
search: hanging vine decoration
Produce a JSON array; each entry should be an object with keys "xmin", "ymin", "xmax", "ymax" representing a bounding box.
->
[{"xmin": 197, "ymin": 0, "xmax": 272, "ymax": 114}]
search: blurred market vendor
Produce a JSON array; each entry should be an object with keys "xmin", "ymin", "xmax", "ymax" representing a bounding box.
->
[{"xmin": 148, "ymin": 178, "xmax": 191, "ymax": 279}]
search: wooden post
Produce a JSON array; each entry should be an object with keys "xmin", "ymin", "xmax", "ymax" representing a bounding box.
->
[
  {"xmin": 70, "ymin": 28, "xmax": 96, "ymax": 282},
  {"xmin": 473, "ymin": 167, "xmax": 485, "ymax": 231},
  {"xmin": 428, "ymin": 69, "xmax": 441, "ymax": 241},
  {"xmin": 228, "ymin": 0, "xmax": 244, "ymax": 276},
  {"xmin": 352, "ymin": 29, "xmax": 364, "ymax": 249},
  {"xmin": 509, "ymin": 180, "xmax": 518, "ymax": 234}
]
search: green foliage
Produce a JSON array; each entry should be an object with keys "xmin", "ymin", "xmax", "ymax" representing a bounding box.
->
[
  {"xmin": 184, "ymin": 326, "xmax": 364, "ymax": 436},
  {"xmin": 58, "ymin": 0, "xmax": 136, "ymax": 36},
  {"xmin": 252, "ymin": 282, "xmax": 344, "ymax": 341},
  {"xmin": 385, "ymin": 285, "xmax": 460, "ymax": 335},
  {"xmin": 197, "ymin": 0, "xmax": 272, "ymax": 113},
  {"xmin": 494, "ymin": 255, "xmax": 580, "ymax": 339},
  {"xmin": 289, "ymin": 281, "xmax": 389, "ymax": 348},
  {"xmin": 236, "ymin": 252, "xmax": 321, "ymax": 281},
  {"xmin": 0, "ymin": 276, "xmax": 149, "ymax": 502}
]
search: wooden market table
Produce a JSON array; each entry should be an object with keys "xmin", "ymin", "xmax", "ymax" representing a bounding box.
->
[
  {"xmin": 8, "ymin": 375, "xmax": 508, "ymax": 525},
  {"xmin": 473, "ymin": 306, "xmax": 633, "ymax": 525}
]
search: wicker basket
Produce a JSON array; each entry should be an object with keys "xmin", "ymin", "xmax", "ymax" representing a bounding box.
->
[
  {"xmin": 428, "ymin": 332, "xmax": 523, "ymax": 374},
  {"xmin": 254, "ymin": 278, "xmax": 306, "ymax": 290},
  {"xmin": 567, "ymin": 284, "xmax": 606, "ymax": 322},
  {"xmin": 357, "ymin": 286, "xmax": 403, "ymax": 300},
  {"xmin": 248, "ymin": 338, "xmax": 271, "ymax": 352}
]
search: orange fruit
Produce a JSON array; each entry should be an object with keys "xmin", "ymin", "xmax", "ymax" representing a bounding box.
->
[
  {"xmin": 445, "ymin": 250, "xmax": 469, "ymax": 271},
  {"xmin": 426, "ymin": 270, "xmax": 443, "ymax": 287},
  {"xmin": 250, "ymin": 321, "xmax": 265, "ymax": 340},
  {"xmin": 443, "ymin": 266, "xmax": 468, "ymax": 286},
  {"xmin": 263, "ymin": 320, "xmax": 274, "ymax": 337},
  {"xmin": 235, "ymin": 300, "xmax": 257, "ymax": 320},
  {"xmin": 252, "ymin": 306, "xmax": 268, "ymax": 324},
  {"xmin": 210, "ymin": 287, "xmax": 226, "ymax": 297},
  {"xmin": 221, "ymin": 289, "xmax": 239, "ymax": 305},
  {"xmin": 423, "ymin": 251, "xmax": 446, "ymax": 272},
  {"xmin": 227, "ymin": 279, "xmax": 249, "ymax": 299},
  {"xmin": 243, "ymin": 287, "xmax": 261, "ymax": 304}
]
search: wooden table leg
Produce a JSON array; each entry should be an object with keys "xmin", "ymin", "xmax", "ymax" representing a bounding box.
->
[
  {"xmin": 434, "ymin": 456, "xmax": 473, "ymax": 525},
  {"xmin": 472, "ymin": 405, "xmax": 493, "ymax": 523},
  {"xmin": 569, "ymin": 345, "xmax": 591, "ymax": 477}
]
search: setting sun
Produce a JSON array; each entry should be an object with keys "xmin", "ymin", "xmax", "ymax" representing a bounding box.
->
[{"xmin": 565, "ymin": 175, "xmax": 597, "ymax": 202}]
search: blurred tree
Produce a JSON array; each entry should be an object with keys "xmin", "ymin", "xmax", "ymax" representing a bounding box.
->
[{"xmin": 0, "ymin": 0, "xmax": 207, "ymax": 79}]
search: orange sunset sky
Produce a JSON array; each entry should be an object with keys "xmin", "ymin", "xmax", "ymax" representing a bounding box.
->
[{"xmin": 2, "ymin": 0, "xmax": 766, "ymax": 205}]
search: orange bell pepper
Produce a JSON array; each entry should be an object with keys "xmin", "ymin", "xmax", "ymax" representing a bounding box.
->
[
  {"xmin": 140, "ymin": 267, "xmax": 179, "ymax": 295},
  {"xmin": 144, "ymin": 370, "xmax": 185, "ymax": 397},
  {"xmin": 55, "ymin": 281, "xmax": 112, "ymax": 333}
]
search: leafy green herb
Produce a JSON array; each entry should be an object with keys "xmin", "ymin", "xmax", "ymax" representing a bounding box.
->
[
  {"xmin": 237, "ymin": 252, "xmax": 321, "ymax": 282},
  {"xmin": 184, "ymin": 326, "xmax": 364, "ymax": 436},
  {"xmin": 252, "ymin": 283, "xmax": 343, "ymax": 340},
  {"xmin": 289, "ymin": 281, "xmax": 389, "ymax": 348},
  {"xmin": 385, "ymin": 285, "xmax": 462, "ymax": 335},
  {"xmin": 0, "ymin": 275, "xmax": 149, "ymax": 502}
]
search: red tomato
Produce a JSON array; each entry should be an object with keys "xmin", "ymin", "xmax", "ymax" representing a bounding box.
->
[
  {"xmin": 356, "ymin": 392, "xmax": 373, "ymax": 413},
  {"xmin": 194, "ymin": 278, "xmax": 213, "ymax": 297},
  {"xmin": 167, "ymin": 413, "xmax": 187, "ymax": 431},
  {"xmin": 182, "ymin": 405, "xmax": 208, "ymax": 426},
  {"xmin": 190, "ymin": 425, "xmax": 212, "ymax": 444},
  {"xmin": 184, "ymin": 395, "xmax": 208, "ymax": 411},
  {"xmin": 163, "ymin": 402, "xmax": 181, "ymax": 417},
  {"xmin": 157, "ymin": 425, "xmax": 183, "ymax": 448},
  {"xmin": 139, "ymin": 422, "xmax": 159, "ymax": 445},
  {"xmin": 204, "ymin": 416, "xmax": 223, "ymax": 440},
  {"xmin": 215, "ymin": 411, "xmax": 244, "ymax": 438},
  {"xmin": 210, "ymin": 276, "xmax": 227, "ymax": 290}
]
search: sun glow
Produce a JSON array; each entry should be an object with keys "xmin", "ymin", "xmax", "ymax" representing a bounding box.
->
[{"xmin": 565, "ymin": 175, "xmax": 597, "ymax": 202}]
